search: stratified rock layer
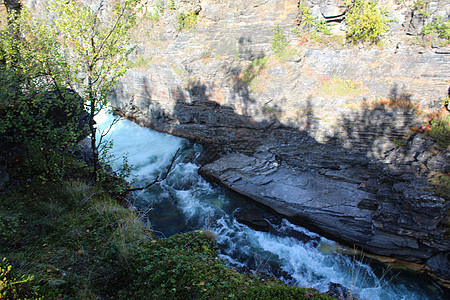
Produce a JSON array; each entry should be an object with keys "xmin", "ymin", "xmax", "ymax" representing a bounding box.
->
[{"xmin": 199, "ymin": 151, "xmax": 450, "ymax": 279}]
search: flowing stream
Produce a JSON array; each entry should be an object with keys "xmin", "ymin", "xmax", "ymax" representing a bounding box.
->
[{"xmin": 97, "ymin": 111, "xmax": 446, "ymax": 300}]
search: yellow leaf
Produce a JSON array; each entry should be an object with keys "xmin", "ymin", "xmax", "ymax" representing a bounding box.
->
[
  {"xmin": 199, "ymin": 281, "xmax": 205, "ymax": 286},
  {"xmin": 77, "ymin": 249, "xmax": 83, "ymax": 254}
]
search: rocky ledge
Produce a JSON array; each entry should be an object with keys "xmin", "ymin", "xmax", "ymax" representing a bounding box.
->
[{"xmin": 199, "ymin": 149, "xmax": 450, "ymax": 285}]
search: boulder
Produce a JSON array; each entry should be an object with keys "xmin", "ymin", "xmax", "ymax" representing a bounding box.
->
[
  {"xmin": 427, "ymin": 252, "xmax": 450, "ymax": 281},
  {"xmin": 326, "ymin": 282, "xmax": 351, "ymax": 300},
  {"xmin": 235, "ymin": 211, "xmax": 270, "ymax": 232},
  {"xmin": 199, "ymin": 152, "xmax": 450, "ymax": 264}
]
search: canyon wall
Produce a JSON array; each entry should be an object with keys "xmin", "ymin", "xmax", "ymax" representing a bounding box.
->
[{"xmin": 111, "ymin": 0, "xmax": 449, "ymax": 157}]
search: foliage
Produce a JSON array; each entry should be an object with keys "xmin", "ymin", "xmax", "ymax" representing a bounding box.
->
[
  {"xmin": 429, "ymin": 173, "xmax": 450, "ymax": 201},
  {"xmin": 0, "ymin": 37, "xmax": 85, "ymax": 181},
  {"xmin": 127, "ymin": 54, "xmax": 153, "ymax": 69},
  {"xmin": 344, "ymin": 0, "xmax": 390, "ymax": 44},
  {"xmin": 318, "ymin": 74, "xmax": 363, "ymax": 98},
  {"xmin": 168, "ymin": 0, "xmax": 176, "ymax": 10},
  {"xmin": 46, "ymin": 0, "xmax": 139, "ymax": 179},
  {"xmin": 1, "ymin": 0, "xmax": 139, "ymax": 181},
  {"xmin": 271, "ymin": 25, "xmax": 289, "ymax": 56},
  {"xmin": 423, "ymin": 16, "xmax": 450, "ymax": 43},
  {"xmin": 414, "ymin": 0, "xmax": 431, "ymax": 17},
  {"xmin": 298, "ymin": 4, "xmax": 331, "ymax": 40},
  {"xmin": 0, "ymin": 259, "xmax": 40, "ymax": 299},
  {"xmin": 177, "ymin": 11, "xmax": 198, "ymax": 31},
  {"xmin": 241, "ymin": 56, "xmax": 268, "ymax": 85},
  {"xmin": 425, "ymin": 112, "xmax": 450, "ymax": 148},
  {"xmin": 271, "ymin": 25, "xmax": 298, "ymax": 61}
]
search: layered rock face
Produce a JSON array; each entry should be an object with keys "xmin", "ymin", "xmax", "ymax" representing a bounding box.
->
[{"xmin": 105, "ymin": 0, "xmax": 450, "ymax": 280}]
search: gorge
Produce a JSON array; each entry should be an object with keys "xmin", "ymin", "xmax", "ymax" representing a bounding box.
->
[
  {"xmin": 11, "ymin": 0, "xmax": 449, "ymax": 296},
  {"xmin": 102, "ymin": 0, "xmax": 450, "ymax": 287}
]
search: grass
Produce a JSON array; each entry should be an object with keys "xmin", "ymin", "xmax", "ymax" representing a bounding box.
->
[
  {"xmin": 0, "ymin": 153, "xmax": 337, "ymax": 299},
  {"xmin": 240, "ymin": 56, "xmax": 268, "ymax": 85},
  {"xmin": 424, "ymin": 111, "xmax": 450, "ymax": 148},
  {"xmin": 318, "ymin": 74, "xmax": 364, "ymax": 98},
  {"xmin": 429, "ymin": 173, "xmax": 450, "ymax": 201},
  {"xmin": 127, "ymin": 54, "xmax": 152, "ymax": 70}
]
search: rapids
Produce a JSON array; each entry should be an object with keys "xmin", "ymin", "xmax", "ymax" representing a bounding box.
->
[{"xmin": 97, "ymin": 110, "xmax": 446, "ymax": 300}]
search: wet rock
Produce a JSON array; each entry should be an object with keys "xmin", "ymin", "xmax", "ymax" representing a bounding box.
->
[
  {"xmin": 427, "ymin": 252, "xmax": 450, "ymax": 280},
  {"xmin": 73, "ymin": 138, "xmax": 94, "ymax": 165},
  {"xmin": 200, "ymin": 152, "xmax": 449, "ymax": 264},
  {"xmin": 235, "ymin": 212, "xmax": 270, "ymax": 232},
  {"xmin": 182, "ymin": 151, "xmax": 197, "ymax": 163},
  {"xmin": 276, "ymin": 227, "xmax": 321, "ymax": 247},
  {"xmin": 326, "ymin": 282, "xmax": 351, "ymax": 300}
]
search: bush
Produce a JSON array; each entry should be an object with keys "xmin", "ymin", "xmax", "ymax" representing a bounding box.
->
[
  {"xmin": 299, "ymin": 4, "xmax": 331, "ymax": 40},
  {"xmin": 177, "ymin": 11, "xmax": 198, "ymax": 31},
  {"xmin": 271, "ymin": 25, "xmax": 289, "ymax": 56},
  {"xmin": 426, "ymin": 113, "xmax": 450, "ymax": 148},
  {"xmin": 344, "ymin": 0, "xmax": 390, "ymax": 44},
  {"xmin": 0, "ymin": 259, "xmax": 40, "ymax": 299},
  {"xmin": 423, "ymin": 16, "xmax": 450, "ymax": 43}
]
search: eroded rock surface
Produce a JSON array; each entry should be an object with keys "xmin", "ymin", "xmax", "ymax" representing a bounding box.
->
[{"xmin": 199, "ymin": 150, "xmax": 449, "ymax": 276}]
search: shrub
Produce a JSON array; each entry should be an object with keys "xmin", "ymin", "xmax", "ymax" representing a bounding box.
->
[
  {"xmin": 241, "ymin": 56, "xmax": 268, "ymax": 85},
  {"xmin": 271, "ymin": 25, "xmax": 289, "ymax": 57},
  {"xmin": 271, "ymin": 25, "xmax": 298, "ymax": 61},
  {"xmin": 423, "ymin": 16, "xmax": 450, "ymax": 43},
  {"xmin": 177, "ymin": 11, "xmax": 198, "ymax": 31},
  {"xmin": 299, "ymin": 4, "xmax": 331, "ymax": 39},
  {"xmin": 425, "ymin": 113, "xmax": 450, "ymax": 148},
  {"xmin": 344, "ymin": 0, "xmax": 390, "ymax": 44}
]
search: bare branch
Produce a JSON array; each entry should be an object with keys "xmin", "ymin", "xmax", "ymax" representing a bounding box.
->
[{"xmin": 126, "ymin": 148, "xmax": 181, "ymax": 192}]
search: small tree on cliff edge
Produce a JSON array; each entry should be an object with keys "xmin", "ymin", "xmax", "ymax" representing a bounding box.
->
[
  {"xmin": 2, "ymin": 0, "xmax": 139, "ymax": 180},
  {"xmin": 48, "ymin": 0, "xmax": 139, "ymax": 180}
]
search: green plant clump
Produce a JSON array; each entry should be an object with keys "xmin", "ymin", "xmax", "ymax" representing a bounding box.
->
[
  {"xmin": 168, "ymin": 0, "xmax": 176, "ymax": 10},
  {"xmin": 299, "ymin": 4, "xmax": 331, "ymax": 38},
  {"xmin": 177, "ymin": 10, "xmax": 198, "ymax": 31},
  {"xmin": 271, "ymin": 25, "xmax": 298, "ymax": 61},
  {"xmin": 423, "ymin": 16, "xmax": 450, "ymax": 43},
  {"xmin": 318, "ymin": 74, "xmax": 363, "ymax": 98},
  {"xmin": 426, "ymin": 113, "xmax": 450, "ymax": 148},
  {"xmin": 241, "ymin": 56, "xmax": 268, "ymax": 85},
  {"xmin": 429, "ymin": 173, "xmax": 450, "ymax": 201},
  {"xmin": 271, "ymin": 25, "xmax": 289, "ymax": 56},
  {"xmin": 344, "ymin": 0, "xmax": 391, "ymax": 44}
]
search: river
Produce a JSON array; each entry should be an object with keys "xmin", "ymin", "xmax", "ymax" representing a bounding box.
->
[{"xmin": 97, "ymin": 111, "xmax": 446, "ymax": 300}]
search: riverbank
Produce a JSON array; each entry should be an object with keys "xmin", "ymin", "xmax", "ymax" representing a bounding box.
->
[{"xmin": 0, "ymin": 153, "xmax": 336, "ymax": 299}]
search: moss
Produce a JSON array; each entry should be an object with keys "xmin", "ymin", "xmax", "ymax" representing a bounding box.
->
[
  {"xmin": 317, "ymin": 74, "xmax": 364, "ymax": 98},
  {"xmin": 429, "ymin": 172, "xmax": 450, "ymax": 201}
]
